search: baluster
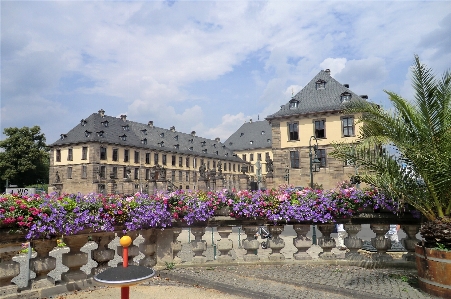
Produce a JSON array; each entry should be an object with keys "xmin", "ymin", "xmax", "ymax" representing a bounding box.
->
[
  {"xmin": 343, "ymin": 224, "xmax": 366, "ymax": 260},
  {"xmin": 107, "ymin": 234, "xmax": 122, "ymax": 267},
  {"xmin": 268, "ymin": 225, "xmax": 285, "ymax": 261},
  {"xmin": 61, "ymin": 234, "xmax": 89, "ymax": 281},
  {"xmin": 190, "ymin": 227, "xmax": 207, "ymax": 263},
  {"xmin": 370, "ymin": 224, "xmax": 393, "ymax": 262},
  {"xmin": 137, "ymin": 229, "xmax": 157, "ymax": 267},
  {"xmin": 0, "ymin": 243, "xmax": 20, "ymax": 294},
  {"xmin": 216, "ymin": 226, "xmax": 233, "ymax": 263},
  {"xmin": 31, "ymin": 238, "xmax": 56, "ymax": 288},
  {"xmin": 48, "ymin": 244, "xmax": 70, "ymax": 283},
  {"xmin": 92, "ymin": 232, "xmax": 116, "ymax": 274},
  {"xmin": 171, "ymin": 228, "xmax": 182, "ymax": 264},
  {"xmin": 241, "ymin": 226, "xmax": 260, "ymax": 262},
  {"xmin": 293, "ymin": 224, "xmax": 312, "ymax": 260},
  {"xmin": 80, "ymin": 240, "xmax": 98, "ymax": 275},
  {"xmin": 11, "ymin": 249, "xmax": 37, "ymax": 288},
  {"xmin": 400, "ymin": 224, "xmax": 421, "ymax": 261},
  {"xmin": 317, "ymin": 224, "xmax": 336, "ymax": 259}
]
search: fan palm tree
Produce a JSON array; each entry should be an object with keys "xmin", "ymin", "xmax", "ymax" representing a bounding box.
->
[{"xmin": 331, "ymin": 56, "xmax": 451, "ymax": 227}]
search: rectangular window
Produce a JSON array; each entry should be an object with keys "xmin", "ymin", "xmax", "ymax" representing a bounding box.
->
[
  {"xmin": 290, "ymin": 150, "xmax": 300, "ymax": 168},
  {"xmin": 233, "ymin": 164, "xmax": 236, "ymax": 172},
  {"xmin": 257, "ymin": 153, "xmax": 262, "ymax": 161},
  {"xmin": 224, "ymin": 163, "xmax": 227, "ymax": 171},
  {"xmin": 145, "ymin": 153, "xmax": 150, "ymax": 164},
  {"xmin": 162, "ymin": 154, "xmax": 167, "ymax": 165},
  {"xmin": 56, "ymin": 149, "xmax": 61, "ymax": 162},
  {"xmin": 68, "ymin": 148, "xmax": 73, "ymax": 161},
  {"xmin": 112, "ymin": 166, "xmax": 117, "ymax": 179},
  {"xmin": 81, "ymin": 165, "xmax": 87, "ymax": 179},
  {"xmin": 146, "ymin": 169, "xmax": 150, "ymax": 180},
  {"xmin": 134, "ymin": 168, "xmax": 139, "ymax": 180},
  {"xmin": 179, "ymin": 157, "xmax": 183, "ymax": 167},
  {"xmin": 179, "ymin": 171, "xmax": 182, "ymax": 181},
  {"xmin": 186, "ymin": 171, "xmax": 189, "ymax": 182},
  {"xmin": 124, "ymin": 149, "xmax": 129, "ymax": 162},
  {"xmin": 112, "ymin": 148, "xmax": 118, "ymax": 161},
  {"xmin": 288, "ymin": 122, "xmax": 299, "ymax": 140},
  {"xmin": 316, "ymin": 149, "xmax": 327, "ymax": 168},
  {"xmin": 154, "ymin": 153, "xmax": 159, "ymax": 165},
  {"xmin": 342, "ymin": 116, "xmax": 355, "ymax": 137},
  {"xmin": 100, "ymin": 166, "xmax": 106, "ymax": 179},
  {"xmin": 123, "ymin": 166, "xmax": 128, "ymax": 179},
  {"xmin": 172, "ymin": 155, "xmax": 176, "ymax": 166},
  {"xmin": 99, "ymin": 147, "xmax": 106, "ymax": 160},
  {"xmin": 314, "ymin": 120, "xmax": 326, "ymax": 138},
  {"xmin": 250, "ymin": 154, "xmax": 254, "ymax": 162},
  {"xmin": 207, "ymin": 161, "xmax": 210, "ymax": 170},
  {"xmin": 67, "ymin": 167, "xmax": 72, "ymax": 179},
  {"xmin": 242, "ymin": 154, "xmax": 247, "ymax": 161},
  {"xmin": 82, "ymin": 147, "xmax": 88, "ymax": 160},
  {"xmin": 186, "ymin": 157, "xmax": 190, "ymax": 168},
  {"xmin": 134, "ymin": 151, "xmax": 140, "ymax": 164},
  {"xmin": 171, "ymin": 170, "xmax": 176, "ymax": 181},
  {"xmin": 213, "ymin": 161, "xmax": 216, "ymax": 170}
]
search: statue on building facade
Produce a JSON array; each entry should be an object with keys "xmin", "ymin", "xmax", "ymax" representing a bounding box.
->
[
  {"xmin": 217, "ymin": 160, "xmax": 222, "ymax": 175},
  {"xmin": 266, "ymin": 156, "xmax": 274, "ymax": 174},
  {"xmin": 199, "ymin": 163, "xmax": 207, "ymax": 179},
  {"xmin": 54, "ymin": 171, "xmax": 61, "ymax": 183}
]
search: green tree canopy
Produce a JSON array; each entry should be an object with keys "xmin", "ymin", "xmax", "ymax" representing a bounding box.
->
[
  {"xmin": 331, "ymin": 56, "xmax": 451, "ymax": 221},
  {"xmin": 0, "ymin": 126, "xmax": 49, "ymax": 188}
]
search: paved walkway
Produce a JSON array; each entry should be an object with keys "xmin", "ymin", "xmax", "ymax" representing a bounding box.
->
[{"xmin": 57, "ymin": 264, "xmax": 438, "ymax": 299}]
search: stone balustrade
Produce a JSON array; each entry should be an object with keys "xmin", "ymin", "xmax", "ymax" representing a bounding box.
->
[{"xmin": 0, "ymin": 212, "xmax": 421, "ymax": 298}]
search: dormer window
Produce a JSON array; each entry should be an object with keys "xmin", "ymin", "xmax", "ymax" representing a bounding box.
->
[
  {"xmin": 225, "ymin": 153, "xmax": 229, "ymax": 157},
  {"xmin": 158, "ymin": 141, "xmax": 164, "ymax": 147},
  {"xmin": 215, "ymin": 151, "xmax": 219, "ymax": 155},
  {"xmin": 174, "ymin": 144, "xmax": 180, "ymax": 149},
  {"xmin": 341, "ymin": 92, "xmax": 352, "ymax": 102},
  {"xmin": 97, "ymin": 131, "xmax": 104, "ymax": 137},
  {"xmin": 316, "ymin": 79, "xmax": 326, "ymax": 90},
  {"xmin": 85, "ymin": 130, "xmax": 92, "ymax": 137},
  {"xmin": 267, "ymin": 139, "xmax": 271, "ymax": 143},
  {"xmin": 60, "ymin": 134, "xmax": 67, "ymax": 140},
  {"xmin": 222, "ymin": 145, "xmax": 226, "ymax": 149},
  {"xmin": 229, "ymin": 142, "xmax": 233, "ymax": 146},
  {"xmin": 202, "ymin": 149, "xmax": 207, "ymax": 153},
  {"xmin": 289, "ymin": 98, "xmax": 299, "ymax": 109},
  {"xmin": 80, "ymin": 119, "xmax": 87, "ymax": 126},
  {"xmin": 189, "ymin": 138, "xmax": 193, "ymax": 143},
  {"xmin": 120, "ymin": 134, "xmax": 127, "ymax": 141},
  {"xmin": 201, "ymin": 141, "xmax": 206, "ymax": 147},
  {"xmin": 189, "ymin": 147, "xmax": 193, "ymax": 151},
  {"xmin": 141, "ymin": 138, "xmax": 147, "ymax": 145},
  {"xmin": 174, "ymin": 135, "xmax": 178, "ymax": 141},
  {"xmin": 261, "ymin": 131, "xmax": 265, "ymax": 135},
  {"xmin": 122, "ymin": 125, "xmax": 130, "ymax": 131},
  {"xmin": 101, "ymin": 121, "xmax": 109, "ymax": 127},
  {"xmin": 141, "ymin": 129, "xmax": 147, "ymax": 135},
  {"xmin": 212, "ymin": 143, "xmax": 216, "ymax": 148},
  {"xmin": 159, "ymin": 133, "xmax": 164, "ymax": 138},
  {"xmin": 250, "ymin": 140, "xmax": 254, "ymax": 144},
  {"xmin": 240, "ymin": 133, "xmax": 244, "ymax": 137}
]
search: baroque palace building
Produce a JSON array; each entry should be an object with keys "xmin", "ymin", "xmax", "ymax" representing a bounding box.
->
[
  {"xmin": 49, "ymin": 109, "xmax": 245, "ymax": 194},
  {"xmin": 265, "ymin": 69, "xmax": 366, "ymax": 190},
  {"xmin": 224, "ymin": 119, "xmax": 273, "ymax": 190}
]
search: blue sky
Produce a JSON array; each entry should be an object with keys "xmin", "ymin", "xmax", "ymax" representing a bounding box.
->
[{"xmin": 1, "ymin": 1, "xmax": 450, "ymax": 144}]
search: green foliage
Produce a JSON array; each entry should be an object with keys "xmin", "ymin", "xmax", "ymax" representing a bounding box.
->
[
  {"xmin": 331, "ymin": 55, "xmax": 451, "ymax": 222},
  {"xmin": 0, "ymin": 126, "xmax": 49, "ymax": 188},
  {"xmin": 164, "ymin": 261, "xmax": 175, "ymax": 270}
]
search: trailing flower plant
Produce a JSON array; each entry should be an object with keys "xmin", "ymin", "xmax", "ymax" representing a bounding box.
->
[{"xmin": 1, "ymin": 185, "xmax": 411, "ymax": 240}]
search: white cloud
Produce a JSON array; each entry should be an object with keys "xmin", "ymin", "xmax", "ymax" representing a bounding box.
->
[{"xmin": 320, "ymin": 58, "xmax": 347, "ymax": 76}]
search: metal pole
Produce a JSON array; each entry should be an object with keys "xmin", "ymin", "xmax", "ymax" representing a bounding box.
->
[{"xmin": 309, "ymin": 136, "xmax": 318, "ymax": 245}]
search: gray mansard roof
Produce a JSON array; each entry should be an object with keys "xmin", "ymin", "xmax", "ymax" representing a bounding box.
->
[
  {"xmin": 224, "ymin": 120, "xmax": 272, "ymax": 151},
  {"xmin": 266, "ymin": 69, "xmax": 367, "ymax": 120},
  {"xmin": 51, "ymin": 111, "xmax": 242, "ymax": 162}
]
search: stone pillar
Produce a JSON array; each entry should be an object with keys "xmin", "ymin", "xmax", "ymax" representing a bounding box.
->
[
  {"xmin": 61, "ymin": 234, "xmax": 89, "ymax": 281},
  {"xmin": 122, "ymin": 180, "xmax": 134, "ymax": 195},
  {"xmin": 370, "ymin": 224, "xmax": 393, "ymax": 262},
  {"xmin": 197, "ymin": 179, "xmax": 209, "ymax": 191},
  {"xmin": 242, "ymin": 226, "xmax": 260, "ymax": 262},
  {"xmin": 239, "ymin": 174, "xmax": 249, "ymax": 191},
  {"xmin": 317, "ymin": 224, "xmax": 336, "ymax": 259},
  {"xmin": 156, "ymin": 228, "xmax": 175, "ymax": 267},
  {"xmin": 265, "ymin": 174, "xmax": 274, "ymax": 190},
  {"xmin": 190, "ymin": 227, "xmax": 207, "ymax": 264},
  {"xmin": 343, "ymin": 224, "xmax": 365, "ymax": 260},
  {"xmin": 268, "ymin": 225, "xmax": 285, "ymax": 261},
  {"xmin": 92, "ymin": 232, "xmax": 115, "ymax": 274},
  {"xmin": 136, "ymin": 229, "xmax": 157, "ymax": 267},
  {"xmin": 171, "ymin": 228, "xmax": 183, "ymax": 264},
  {"xmin": 216, "ymin": 227, "xmax": 234, "ymax": 263},
  {"xmin": 401, "ymin": 224, "xmax": 421, "ymax": 261},
  {"xmin": 293, "ymin": 224, "xmax": 312, "ymax": 260}
]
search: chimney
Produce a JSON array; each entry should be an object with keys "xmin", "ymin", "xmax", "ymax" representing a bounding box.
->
[
  {"xmin": 344, "ymin": 84, "xmax": 349, "ymax": 88},
  {"xmin": 170, "ymin": 126, "xmax": 175, "ymax": 132},
  {"xmin": 215, "ymin": 137, "xmax": 220, "ymax": 142},
  {"xmin": 191, "ymin": 131, "xmax": 196, "ymax": 136},
  {"xmin": 148, "ymin": 121, "xmax": 154, "ymax": 127},
  {"xmin": 360, "ymin": 95, "xmax": 368, "ymax": 99},
  {"xmin": 98, "ymin": 109, "xmax": 105, "ymax": 117},
  {"xmin": 120, "ymin": 114, "xmax": 127, "ymax": 121},
  {"xmin": 325, "ymin": 69, "xmax": 331, "ymax": 75}
]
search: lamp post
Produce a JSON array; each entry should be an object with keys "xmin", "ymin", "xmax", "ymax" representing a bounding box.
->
[{"xmin": 309, "ymin": 136, "xmax": 321, "ymax": 245}]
